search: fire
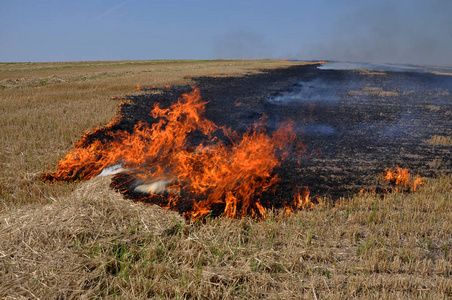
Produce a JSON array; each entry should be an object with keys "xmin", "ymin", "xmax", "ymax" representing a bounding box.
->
[
  {"xmin": 41, "ymin": 87, "xmax": 308, "ymax": 220},
  {"xmin": 136, "ymin": 84, "xmax": 142, "ymax": 90},
  {"xmin": 382, "ymin": 166, "xmax": 423, "ymax": 192},
  {"xmin": 413, "ymin": 175, "xmax": 423, "ymax": 191},
  {"xmin": 384, "ymin": 166, "xmax": 410, "ymax": 187},
  {"xmin": 285, "ymin": 187, "xmax": 315, "ymax": 216}
]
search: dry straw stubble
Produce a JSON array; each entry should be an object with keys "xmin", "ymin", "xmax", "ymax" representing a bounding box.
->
[
  {"xmin": 1, "ymin": 175, "xmax": 451, "ymax": 299},
  {"xmin": 0, "ymin": 60, "xmax": 451, "ymax": 299}
]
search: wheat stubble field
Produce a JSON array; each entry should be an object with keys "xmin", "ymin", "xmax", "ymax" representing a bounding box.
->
[
  {"xmin": 0, "ymin": 60, "xmax": 451, "ymax": 299},
  {"xmin": 0, "ymin": 59, "xmax": 300, "ymax": 208}
]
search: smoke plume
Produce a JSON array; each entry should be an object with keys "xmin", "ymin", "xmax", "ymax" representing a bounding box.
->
[{"xmin": 298, "ymin": 0, "xmax": 452, "ymax": 66}]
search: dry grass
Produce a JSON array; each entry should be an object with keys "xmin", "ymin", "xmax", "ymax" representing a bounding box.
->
[
  {"xmin": 427, "ymin": 136, "xmax": 452, "ymax": 146},
  {"xmin": 346, "ymin": 86, "xmax": 400, "ymax": 97},
  {"xmin": 1, "ymin": 175, "xmax": 451, "ymax": 299},
  {"xmin": 0, "ymin": 59, "xmax": 303, "ymax": 210},
  {"xmin": 1, "ymin": 60, "xmax": 451, "ymax": 299},
  {"xmin": 357, "ymin": 69, "xmax": 386, "ymax": 76},
  {"xmin": 431, "ymin": 72, "xmax": 452, "ymax": 76}
]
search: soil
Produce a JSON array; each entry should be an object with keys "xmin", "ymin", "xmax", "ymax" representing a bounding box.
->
[{"xmin": 83, "ymin": 64, "xmax": 452, "ymax": 211}]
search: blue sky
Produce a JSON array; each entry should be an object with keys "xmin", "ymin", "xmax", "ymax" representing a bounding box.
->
[{"xmin": 1, "ymin": 0, "xmax": 451, "ymax": 64}]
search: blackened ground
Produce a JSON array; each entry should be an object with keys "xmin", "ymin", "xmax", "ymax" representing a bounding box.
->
[{"xmin": 105, "ymin": 64, "xmax": 451, "ymax": 202}]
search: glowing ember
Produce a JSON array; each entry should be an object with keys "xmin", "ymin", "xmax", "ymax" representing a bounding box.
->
[{"xmin": 41, "ymin": 87, "xmax": 308, "ymax": 220}]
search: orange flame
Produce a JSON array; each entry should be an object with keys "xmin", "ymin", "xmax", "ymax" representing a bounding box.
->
[
  {"xmin": 384, "ymin": 166, "xmax": 410, "ymax": 187},
  {"xmin": 285, "ymin": 187, "xmax": 314, "ymax": 215},
  {"xmin": 136, "ymin": 84, "xmax": 142, "ymax": 90},
  {"xmin": 41, "ymin": 87, "xmax": 305, "ymax": 220},
  {"xmin": 383, "ymin": 166, "xmax": 423, "ymax": 192},
  {"xmin": 413, "ymin": 175, "xmax": 423, "ymax": 191}
]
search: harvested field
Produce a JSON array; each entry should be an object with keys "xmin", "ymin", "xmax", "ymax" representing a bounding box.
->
[
  {"xmin": 0, "ymin": 59, "xmax": 301, "ymax": 209},
  {"xmin": 45, "ymin": 63, "xmax": 452, "ymax": 206},
  {"xmin": 1, "ymin": 60, "xmax": 451, "ymax": 298},
  {"xmin": 1, "ymin": 176, "xmax": 451, "ymax": 299}
]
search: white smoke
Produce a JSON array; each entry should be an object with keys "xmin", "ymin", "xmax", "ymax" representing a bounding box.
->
[
  {"xmin": 297, "ymin": 0, "xmax": 452, "ymax": 66},
  {"xmin": 98, "ymin": 164, "xmax": 130, "ymax": 177},
  {"xmin": 266, "ymin": 79, "xmax": 348, "ymax": 105},
  {"xmin": 134, "ymin": 180, "xmax": 173, "ymax": 194}
]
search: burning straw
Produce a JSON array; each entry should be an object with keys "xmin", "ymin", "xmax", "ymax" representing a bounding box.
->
[
  {"xmin": 41, "ymin": 87, "xmax": 314, "ymax": 220},
  {"xmin": 382, "ymin": 166, "xmax": 423, "ymax": 192}
]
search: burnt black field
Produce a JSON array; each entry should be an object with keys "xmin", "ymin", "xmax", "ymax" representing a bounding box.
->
[{"xmin": 86, "ymin": 63, "xmax": 452, "ymax": 203}]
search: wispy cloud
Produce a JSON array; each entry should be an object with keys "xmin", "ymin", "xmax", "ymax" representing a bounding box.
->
[{"xmin": 93, "ymin": 0, "xmax": 132, "ymax": 21}]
